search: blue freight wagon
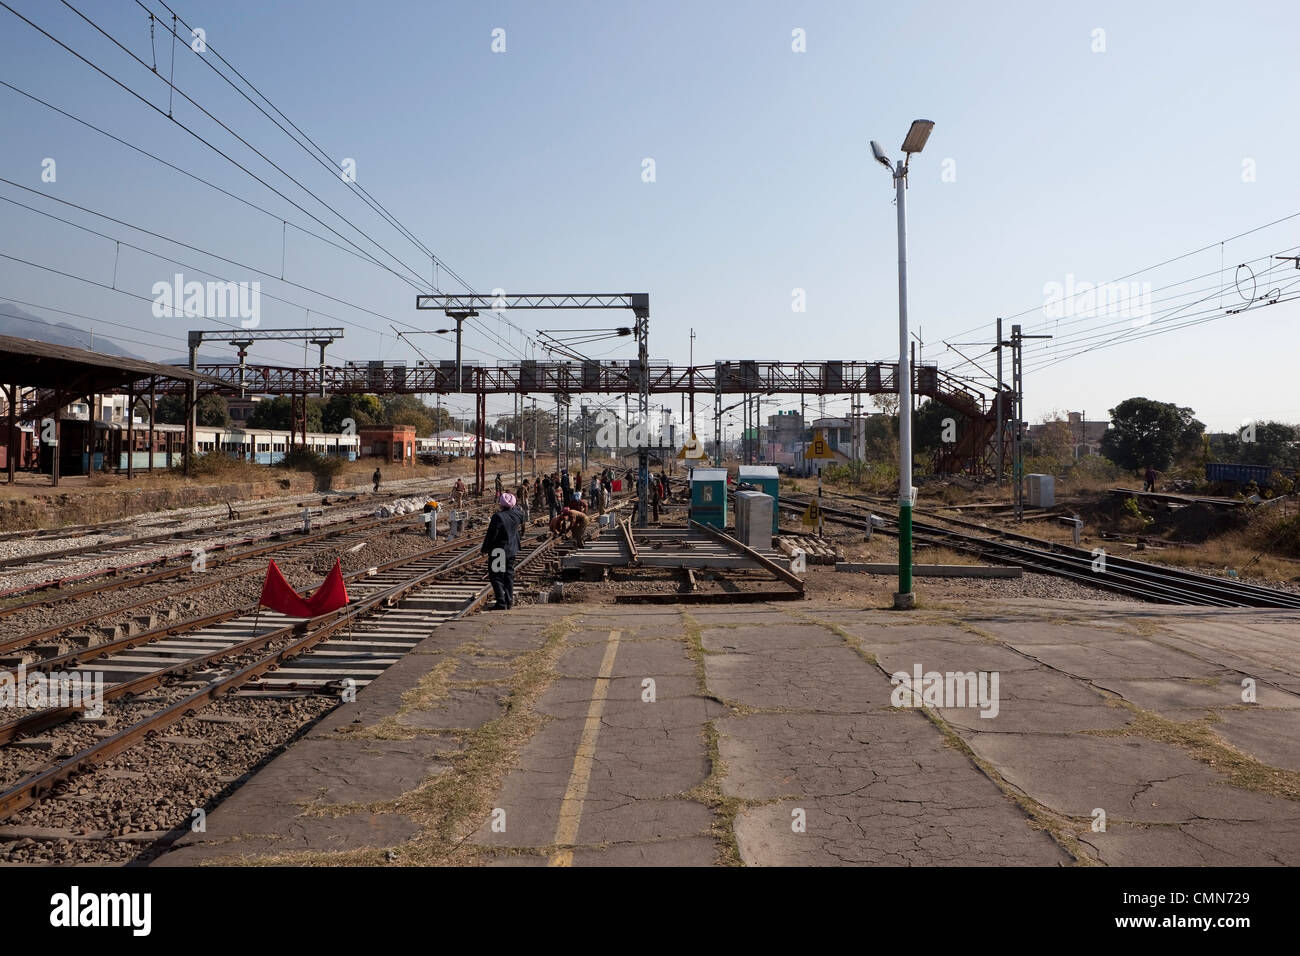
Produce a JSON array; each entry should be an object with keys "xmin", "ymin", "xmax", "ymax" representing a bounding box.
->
[{"xmin": 1206, "ymin": 462, "xmax": 1275, "ymax": 487}]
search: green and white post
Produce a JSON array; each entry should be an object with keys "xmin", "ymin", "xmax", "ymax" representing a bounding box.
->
[{"xmin": 893, "ymin": 155, "xmax": 915, "ymax": 610}]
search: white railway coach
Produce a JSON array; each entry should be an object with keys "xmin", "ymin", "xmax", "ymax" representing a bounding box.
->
[{"xmin": 193, "ymin": 426, "xmax": 359, "ymax": 464}]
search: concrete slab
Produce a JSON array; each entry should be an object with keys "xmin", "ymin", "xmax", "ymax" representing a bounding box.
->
[
  {"xmin": 705, "ymin": 645, "xmax": 893, "ymax": 712},
  {"xmin": 150, "ymin": 596, "xmax": 1300, "ymax": 867},
  {"xmin": 965, "ymin": 732, "xmax": 1300, "ymax": 825}
]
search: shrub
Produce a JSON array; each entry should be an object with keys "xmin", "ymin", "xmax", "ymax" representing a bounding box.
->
[
  {"xmin": 170, "ymin": 452, "xmax": 261, "ymax": 479},
  {"xmin": 279, "ymin": 447, "xmax": 346, "ymax": 478}
]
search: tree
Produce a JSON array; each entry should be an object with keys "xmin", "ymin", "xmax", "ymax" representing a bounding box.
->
[
  {"xmin": 1212, "ymin": 421, "xmax": 1299, "ymax": 470},
  {"xmin": 248, "ymin": 396, "xmax": 323, "ymax": 432},
  {"xmin": 153, "ymin": 395, "xmax": 187, "ymax": 425},
  {"xmin": 913, "ymin": 400, "xmax": 958, "ymax": 455},
  {"xmin": 321, "ymin": 393, "xmax": 381, "ymax": 433},
  {"xmin": 1100, "ymin": 397, "xmax": 1204, "ymax": 472},
  {"xmin": 1032, "ymin": 413, "xmax": 1073, "ymax": 462},
  {"xmin": 195, "ymin": 394, "xmax": 231, "ymax": 427},
  {"xmin": 380, "ymin": 395, "xmax": 435, "ymax": 435}
]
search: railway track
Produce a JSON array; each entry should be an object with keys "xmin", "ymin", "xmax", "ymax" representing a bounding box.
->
[
  {"xmin": 0, "ymin": 513, "xmax": 445, "ymax": 657},
  {"xmin": 0, "ymin": 507, "xmax": 427, "ymax": 610},
  {"xmin": 0, "ymin": 533, "xmax": 557, "ymax": 820},
  {"xmin": 0, "ymin": 496, "xmax": 390, "ymax": 580},
  {"xmin": 0, "ymin": 470, "xmax": 493, "ymax": 587},
  {"xmin": 778, "ymin": 493, "xmax": 1300, "ymax": 609}
]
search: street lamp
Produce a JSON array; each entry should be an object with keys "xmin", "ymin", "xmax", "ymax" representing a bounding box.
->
[{"xmin": 871, "ymin": 119, "xmax": 933, "ymax": 611}]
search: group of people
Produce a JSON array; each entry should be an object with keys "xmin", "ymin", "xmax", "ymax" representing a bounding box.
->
[
  {"xmin": 538, "ymin": 467, "xmax": 616, "ymax": 520},
  {"xmin": 479, "ymin": 467, "xmax": 618, "ymax": 607},
  {"xmin": 465, "ymin": 465, "xmax": 675, "ymax": 610}
]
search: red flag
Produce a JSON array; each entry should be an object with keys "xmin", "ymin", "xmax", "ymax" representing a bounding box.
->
[
  {"xmin": 259, "ymin": 558, "xmax": 349, "ymax": 617},
  {"xmin": 304, "ymin": 558, "xmax": 349, "ymax": 615}
]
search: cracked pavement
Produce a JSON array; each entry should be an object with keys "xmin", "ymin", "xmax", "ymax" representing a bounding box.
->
[{"xmin": 155, "ymin": 596, "xmax": 1300, "ymax": 866}]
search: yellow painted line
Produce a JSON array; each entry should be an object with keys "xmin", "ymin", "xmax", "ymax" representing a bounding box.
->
[{"xmin": 547, "ymin": 629, "xmax": 621, "ymax": 866}]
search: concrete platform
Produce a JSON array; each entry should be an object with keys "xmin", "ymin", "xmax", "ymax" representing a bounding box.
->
[{"xmin": 152, "ymin": 596, "xmax": 1300, "ymax": 867}]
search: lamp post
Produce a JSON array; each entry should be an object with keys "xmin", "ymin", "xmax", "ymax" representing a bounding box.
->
[{"xmin": 871, "ymin": 118, "xmax": 934, "ymax": 611}]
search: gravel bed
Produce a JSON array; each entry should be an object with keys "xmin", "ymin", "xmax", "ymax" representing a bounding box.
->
[
  {"xmin": 0, "ymin": 472, "xmax": 452, "ymax": 567},
  {"xmin": 0, "ymin": 695, "xmax": 335, "ymax": 864},
  {"xmin": 0, "ymin": 515, "xmax": 494, "ymax": 864},
  {"xmin": 0, "ymin": 523, "xmax": 449, "ymax": 658},
  {"xmin": 0, "ymin": 487, "xmax": 450, "ymax": 595}
]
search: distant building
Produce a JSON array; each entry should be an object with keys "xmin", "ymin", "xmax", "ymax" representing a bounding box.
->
[
  {"xmin": 811, "ymin": 415, "xmax": 879, "ymax": 461},
  {"xmin": 359, "ymin": 424, "xmax": 416, "ymax": 464},
  {"xmin": 1026, "ymin": 411, "xmax": 1108, "ymax": 457},
  {"xmin": 227, "ymin": 396, "xmax": 263, "ymax": 424}
]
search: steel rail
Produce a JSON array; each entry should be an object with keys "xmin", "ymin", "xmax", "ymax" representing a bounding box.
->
[
  {"xmin": 777, "ymin": 494, "xmax": 1300, "ymax": 609},
  {"xmin": 0, "ymin": 536, "xmax": 555, "ymax": 819}
]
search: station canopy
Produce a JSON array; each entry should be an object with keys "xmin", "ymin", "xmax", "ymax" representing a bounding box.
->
[{"xmin": 0, "ymin": 334, "xmax": 225, "ymax": 421}]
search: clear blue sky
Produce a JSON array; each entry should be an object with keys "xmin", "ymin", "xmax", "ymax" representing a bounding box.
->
[{"xmin": 2, "ymin": 0, "xmax": 1297, "ymax": 437}]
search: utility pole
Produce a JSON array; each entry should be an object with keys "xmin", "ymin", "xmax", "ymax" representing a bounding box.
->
[
  {"xmin": 800, "ymin": 391, "xmax": 806, "ymax": 478},
  {"xmin": 1012, "ymin": 325, "xmax": 1023, "ymax": 520},
  {"xmin": 531, "ymin": 398, "xmax": 537, "ymax": 479},
  {"xmin": 689, "ymin": 328, "xmax": 696, "ymax": 437},
  {"xmin": 871, "ymin": 118, "xmax": 935, "ymax": 610},
  {"xmin": 995, "ymin": 317, "xmax": 1004, "ymax": 485},
  {"xmin": 1009, "ymin": 323, "xmax": 1051, "ymax": 520}
]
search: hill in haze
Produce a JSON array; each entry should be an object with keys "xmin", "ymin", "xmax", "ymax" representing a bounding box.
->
[{"xmin": 0, "ymin": 301, "xmax": 142, "ymax": 358}]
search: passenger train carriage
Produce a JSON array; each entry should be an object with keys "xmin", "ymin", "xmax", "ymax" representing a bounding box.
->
[{"xmin": 192, "ymin": 426, "xmax": 359, "ymax": 464}]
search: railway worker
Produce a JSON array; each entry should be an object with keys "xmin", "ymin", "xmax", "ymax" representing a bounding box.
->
[
  {"xmin": 544, "ymin": 473, "xmax": 559, "ymax": 519},
  {"xmin": 560, "ymin": 469, "xmax": 573, "ymax": 507},
  {"xmin": 453, "ymin": 478, "xmax": 467, "ymax": 509},
  {"xmin": 495, "ymin": 473, "xmax": 504, "ymax": 498},
  {"xmin": 516, "ymin": 482, "xmax": 530, "ymax": 523},
  {"xmin": 550, "ymin": 507, "xmax": 572, "ymax": 539},
  {"xmin": 1144, "ymin": 464, "xmax": 1158, "ymax": 492},
  {"xmin": 650, "ymin": 473, "xmax": 663, "ymax": 522},
  {"xmin": 372, "ymin": 466, "xmax": 382, "ymax": 494},
  {"xmin": 568, "ymin": 506, "xmax": 589, "ymax": 548},
  {"xmin": 482, "ymin": 492, "xmax": 523, "ymax": 611},
  {"xmin": 589, "ymin": 474, "xmax": 603, "ymax": 513}
]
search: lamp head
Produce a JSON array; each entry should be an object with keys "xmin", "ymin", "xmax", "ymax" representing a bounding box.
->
[
  {"xmin": 901, "ymin": 119, "xmax": 935, "ymax": 156},
  {"xmin": 870, "ymin": 140, "xmax": 893, "ymax": 170}
]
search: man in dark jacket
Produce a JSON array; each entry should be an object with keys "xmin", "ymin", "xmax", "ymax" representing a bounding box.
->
[
  {"xmin": 543, "ymin": 474, "xmax": 558, "ymax": 520},
  {"xmin": 482, "ymin": 492, "xmax": 523, "ymax": 610},
  {"xmin": 560, "ymin": 470, "xmax": 573, "ymax": 508}
]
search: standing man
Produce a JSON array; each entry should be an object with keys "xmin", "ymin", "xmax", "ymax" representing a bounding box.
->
[
  {"xmin": 482, "ymin": 491, "xmax": 523, "ymax": 610},
  {"xmin": 560, "ymin": 469, "xmax": 573, "ymax": 508},
  {"xmin": 516, "ymin": 481, "xmax": 530, "ymax": 523},
  {"xmin": 543, "ymin": 473, "xmax": 557, "ymax": 520},
  {"xmin": 1144, "ymin": 464, "xmax": 1158, "ymax": 492},
  {"xmin": 589, "ymin": 473, "xmax": 602, "ymax": 514},
  {"xmin": 495, "ymin": 472, "xmax": 504, "ymax": 498},
  {"xmin": 372, "ymin": 466, "xmax": 381, "ymax": 494}
]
